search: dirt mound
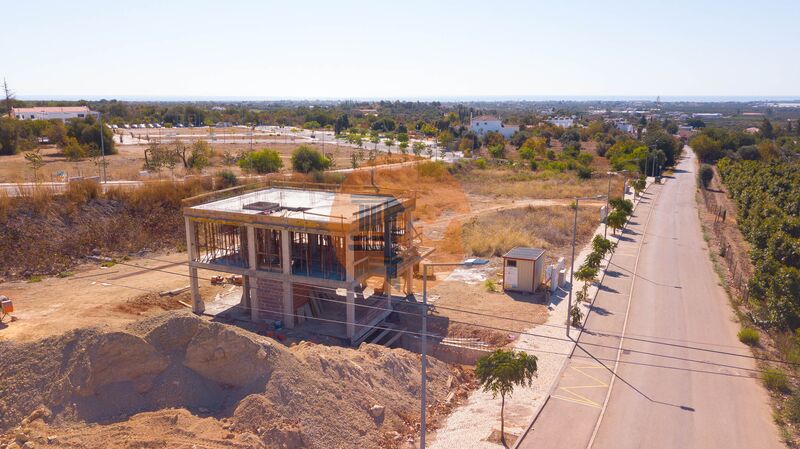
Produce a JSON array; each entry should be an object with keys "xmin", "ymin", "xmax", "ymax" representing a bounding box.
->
[{"xmin": 0, "ymin": 312, "xmax": 470, "ymax": 448}]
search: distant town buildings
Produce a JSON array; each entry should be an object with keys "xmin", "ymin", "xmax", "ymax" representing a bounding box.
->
[
  {"xmin": 607, "ymin": 118, "xmax": 636, "ymax": 134},
  {"xmin": 692, "ymin": 113, "xmax": 722, "ymax": 119},
  {"xmin": 545, "ymin": 116, "xmax": 575, "ymax": 128},
  {"xmin": 678, "ymin": 125, "xmax": 695, "ymax": 139},
  {"xmin": 469, "ymin": 115, "xmax": 519, "ymax": 139},
  {"xmin": 11, "ymin": 106, "xmax": 98, "ymax": 122}
]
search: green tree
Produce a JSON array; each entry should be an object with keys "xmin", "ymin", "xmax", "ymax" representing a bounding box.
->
[
  {"xmin": 238, "ymin": 148, "xmax": 283, "ymax": 174},
  {"xmin": 575, "ymin": 264, "xmax": 599, "ymax": 302},
  {"xmin": 187, "ymin": 140, "xmax": 212, "ymax": 171},
  {"xmin": 24, "ymin": 149, "xmax": 44, "ymax": 182},
  {"xmin": 291, "ymin": 145, "xmax": 330, "ymax": 173},
  {"xmin": 632, "ymin": 177, "xmax": 646, "ymax": 197},
  {"xmin": 437, "ymin": 130, "xmax": 455, "ymax": 150},
  {"xmin": 609, "ymin": 198, "xmax": 633, "ymax": 216},
  {"xmin": 606, "ymin": 210, "xmax": 627, "ymax": 235},
  {"xmin": 334, "ymin": 114, "xmax": 350, "ymax": 135},
  {"xmin": 689, "ymin": 134, "xmax": 723, "ymax": 162},
  {"xmin": 760, "ymin": 118, "xmax": 774, "ymax": 139},
  {"xmin": 591, "ymin": 235, "xmax": 615, "ymax": 257},
  {"xmin": 475, "ymin": 350, "xmax": 538, "ymax": 446},
  {"xmin": 699, "ymin": 164, "xmax": 713, "ymax": 189},
  {"xmin": 62, "ymin": 136, "xmax": 87, "ymax": 161},
  {"xmin": 488, "ymin": 144, "xmax": 505, "ymax": 159},
  {"xmin": 412, "ymin": 141, "xmax": 426, "ymax": 157}
]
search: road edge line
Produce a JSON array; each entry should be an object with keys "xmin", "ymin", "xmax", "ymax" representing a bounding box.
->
[
  {"xmin": 510, "ymin": 185, "xmax": 651, "ymax": 449},
  {"xmin": 585, "ymin": 181, "xmax": 662, "ymax": 449}
]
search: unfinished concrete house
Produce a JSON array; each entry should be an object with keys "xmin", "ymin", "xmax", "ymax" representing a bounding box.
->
[{"xmin": 182, "ymin": 181, "xmax": 429, "ymax": 345}]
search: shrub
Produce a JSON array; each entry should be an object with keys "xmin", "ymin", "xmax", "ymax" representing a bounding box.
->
[
  {"xmin": 570, "ymin": 304, "xmax": 583, "ymax": 327},
  {"xmin": 577, "ymin": 166, "xmax": 593, "ymax": 179},
  {"xmin": 416, "ymin": 161, "xmax": 448, "ymax": 180},
  {"xmin": 291, "ymin": 145, "xmax": 330, "ymax": 173},
  {"xmin": 484, "ymin": 279, "xmax": 499, "ymax": 292},
  {"xmin": 488, "ymin": 144, "xmax": 505, "ymax": 159},
  {"xmin": 64, "ymin": 179, "xmax": 101, "ymax": 203},
  {"xmin": 62, "ymin": 136, "xmax": 87, "ymax": 161},
  {"xmin": 762, "ymin": 368, "xmax": 790, "ymax": 393},
  {"xmin": 239, "ymin": 149, "xmax": 283, "ymax": 174},
  {"xmin": 216, "ymin": 170, "xmax": 238, "ymax": 189},
  {"xmin": 187, "ymin": 140, "xmax": 212, "ymax": 171},
  {"xmin": 475, "ymin": 158, "xmax": 487, "ymax": 169},
  {"xmin": 737, "ymin": 327, "xmax": 760, "ymax": 346},
  {"xmin": 786, "ymin": 390, "xmax": 800, "ymax": 424},
  {"xmin": 699, "ymin": 164, "xmax": 713, "ymax": 189}
]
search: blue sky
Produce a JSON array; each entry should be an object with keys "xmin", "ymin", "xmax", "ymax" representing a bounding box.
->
[{"xmin": 4, "ymin": 0, "xmax": 799, "ymax": 100}]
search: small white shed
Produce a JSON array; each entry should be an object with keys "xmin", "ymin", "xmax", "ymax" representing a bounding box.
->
[{"xmin": 502, "ymin": 247, "xmax": 546, "ymax": 293}]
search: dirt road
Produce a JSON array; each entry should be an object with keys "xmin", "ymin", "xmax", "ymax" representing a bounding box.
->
[
  {"xmin": 517, "ymin": 150, "xmax": 781, "ymax": 448},
  {"xmin": 0, "ymin": 253, "xmax": 226, "ymax": 341}
]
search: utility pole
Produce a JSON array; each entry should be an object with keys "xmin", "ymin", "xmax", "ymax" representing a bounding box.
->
[
  {"xmin": 420, "ymin": 260, "xmax": 480, "ymax": 448},
  {"xmin": 567, "ymin": 195, "xmax": 605, "ymax": 336},
  {"xmin": 604, "ymin": 172, "xmax": 612, "ymax": 238},
  {"xmin": 2, "ymin": 78, "xmax": 13, "ymax": 117},
  {"xmin": 100, "ymin": 115, "xmax": 107, "ymax": 183}
]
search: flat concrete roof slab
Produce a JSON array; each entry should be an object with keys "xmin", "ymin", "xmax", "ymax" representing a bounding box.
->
[{"xmin": 190, "ymin": 187, "xmax": 401, "ymax": 223}]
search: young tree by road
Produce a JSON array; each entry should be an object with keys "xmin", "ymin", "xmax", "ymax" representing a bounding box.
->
[
  {"xmin": 476, "ymin": 350, "xmax": 538, "ymax": 446},
  {"xmin": 606, "ymin": 210, "xmax": 627, "ymax": 235}
]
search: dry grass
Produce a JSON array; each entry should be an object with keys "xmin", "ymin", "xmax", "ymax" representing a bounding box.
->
[
  {"xmin": 461, "ymin": 205, "xmax": 598, "ymax": 263},
  {"xmin": 341, "ymin": 162, "xmax": 470, "ymax": 222},
  {"xmin": 0, "ymin": 179, "xmax": 214, "ymax": 278},
  {"xmin": 455, "ymin": 167, "xmax": 623, "ymax": 200}
]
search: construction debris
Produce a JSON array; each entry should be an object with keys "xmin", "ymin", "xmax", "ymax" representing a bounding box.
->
[
  {"xmin": 0, "ymin": 312, "xmax": 472, "ymax": 449},
  {"xmin": 158, "ymin": 285, "xmax": 190, "ymax": 297}
]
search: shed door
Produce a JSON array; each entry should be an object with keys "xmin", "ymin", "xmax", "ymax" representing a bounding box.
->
[{"xmin": 505, "ymin": 260, "xmax": 518, "ymax": 289}]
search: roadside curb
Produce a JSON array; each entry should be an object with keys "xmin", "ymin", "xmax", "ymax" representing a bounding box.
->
[{"xmin": 511, "ymin": 181, "xmax": 654, "ymax": 449}]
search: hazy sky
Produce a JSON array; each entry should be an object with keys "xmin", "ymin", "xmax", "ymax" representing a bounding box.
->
[{"xmin": 4, "ymin": 0, "xmax": 799, "ymax": 100}]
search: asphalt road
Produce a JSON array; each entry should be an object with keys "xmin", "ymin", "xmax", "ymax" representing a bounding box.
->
[{"xmin": 518, "ymin": 150, "xmax": 781, "ymax": 449}]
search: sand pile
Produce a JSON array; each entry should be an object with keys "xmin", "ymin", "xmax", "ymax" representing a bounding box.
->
[{"xmin": 0, "ymin": 312, "xmax": 470, "ymax": 449}]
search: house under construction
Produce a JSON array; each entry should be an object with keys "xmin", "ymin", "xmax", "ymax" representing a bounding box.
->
[{"xmin": 182, "ymin": 181, "xmax": 430, "ymax": 345}]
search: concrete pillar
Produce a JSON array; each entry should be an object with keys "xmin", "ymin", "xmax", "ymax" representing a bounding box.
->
[
  {"xmin": 345, "ymin": 233, "xmax": 355, "ymax": 282},
  {"xmin": 345, "ymin": 233, "xmax": 356, "ymax": 341},
  {"xmin": 346, "ymin": 287, "xmax": 355, "ymax": 341},
  {"xmin": 184, "ymin": 218, "xmax": 204, "ymax": 314},
  {"xmin": 405, "ymin": 267, "xmax": 414, "ymax": 296},
  {"xmin": 383, "ymin": 273, "xmax": 392, "ymax": 299},
  {"xmin": 244, "ymin": 226, "xmax": 257, "ymax": 314},
  {"xmin": 250, "ymin": 278, "xmax": 259, "ymax": 322},
  {"xmin": 189, "ymin": 267, "xmax": 204, "ymax": 314},
  {"xmin": 280, "ymin": 230, "xmax": 293, "ymax": 328},
  {"xmin": 282, "ymin": 279, "xmax": 293, "ymax": 329},
  {"xmin": 241, "ymin": 276, "xmax": 251, "ymax": 310}
]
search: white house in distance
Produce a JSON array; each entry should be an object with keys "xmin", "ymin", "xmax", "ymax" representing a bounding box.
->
[
  {"xmin": 11, "ymin": 106, "xmax": 99, "ymax": 121},
  {"xmin": 545, "ymin": 116, "xmax": 575, "ymax": 128},
  {"xmin": 469, "ymin": 115, "xmax": 519, "ymax": 139}
]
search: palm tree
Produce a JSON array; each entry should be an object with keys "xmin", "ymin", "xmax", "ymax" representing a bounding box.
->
[{"xmin": 476, "ymin": 350, "xmax": 538, "ymax": 447}]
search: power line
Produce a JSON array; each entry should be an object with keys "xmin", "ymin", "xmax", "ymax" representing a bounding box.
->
[{"xmin": 102, "ymin": 259, "xmax": 795, "ymax": 368}]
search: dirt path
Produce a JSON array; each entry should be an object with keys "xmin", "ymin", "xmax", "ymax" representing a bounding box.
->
[{"xmin": 0, "ymin": 253, "xmax": 227, "ymax": 341}]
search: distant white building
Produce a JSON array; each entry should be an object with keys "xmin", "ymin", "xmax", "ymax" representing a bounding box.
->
[
  {"xmin": 469, "ymin": 115, "xmax": 519, "ymax": 139},
  {"xmin": 12, "ymin": 106, "xmax": 99, "ymax": 122},
  {"xmin": 545, "ymin": 116, "xmax": 575, "ymax": 128},
  {"xmin": 616, "ymin": 122, "xmax": 636, "ymax": 134}
]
